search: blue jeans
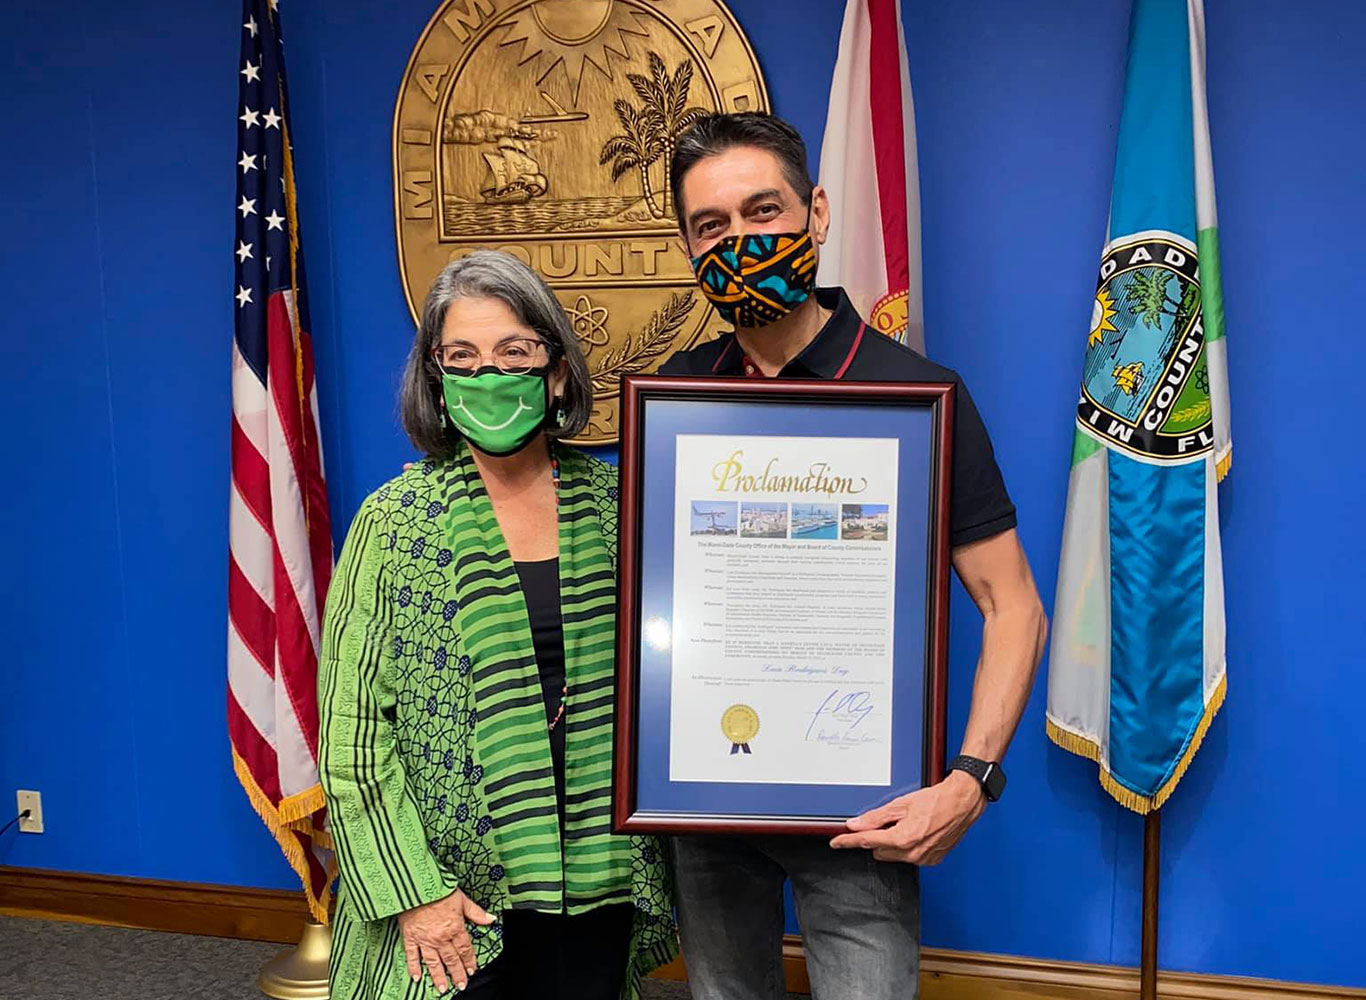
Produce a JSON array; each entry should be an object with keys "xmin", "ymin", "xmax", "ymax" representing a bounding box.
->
[{"xmin": 672, "ymin": 836, "xmax": 920, "ymax": 1000}]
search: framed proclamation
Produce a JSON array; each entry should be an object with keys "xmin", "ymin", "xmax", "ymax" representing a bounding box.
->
[{"xmin": 612, "ymin": 376, "xmax": 956, "ymax": 835}]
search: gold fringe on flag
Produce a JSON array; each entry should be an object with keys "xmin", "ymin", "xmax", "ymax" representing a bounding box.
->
[
  {"xmin": 233, "ymin": 748, "xmax": 337, "ymax": 923},
  {"xmin": 1046, "ymin": 674, "xmax": 1227, "ymax": 816}
]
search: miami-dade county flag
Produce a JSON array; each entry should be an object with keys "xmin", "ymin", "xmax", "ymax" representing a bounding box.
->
[
  {"xmin": 228, "ymin": 0, "xmax": 337, "ymax": 919},
  {"xmin": 817, "ymin": 0, "xmax": 924, "ymax": 351},
  {"xmin": 1046, "ymin": 0, "xmax": 1231, "ymax": 815}
]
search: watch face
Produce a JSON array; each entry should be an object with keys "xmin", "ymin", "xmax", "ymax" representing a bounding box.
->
[{"xmin": 983, "ymin": 763, "xmax": 1006, "ymax": 801}]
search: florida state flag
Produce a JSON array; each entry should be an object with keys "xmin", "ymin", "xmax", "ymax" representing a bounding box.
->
[{"xmin": 817, "ymin": 0, "xmax": 924, "ymax": 351}]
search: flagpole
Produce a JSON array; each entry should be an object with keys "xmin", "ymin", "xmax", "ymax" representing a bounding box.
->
[{"xmin": 1140, "ymin": 809, "xmax": 1161, "ymax": 1000}]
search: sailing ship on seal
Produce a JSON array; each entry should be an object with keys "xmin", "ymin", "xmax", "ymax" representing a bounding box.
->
[{"xmin": 480, "ymin": 138, "xmax": 548, "ymax": 204}]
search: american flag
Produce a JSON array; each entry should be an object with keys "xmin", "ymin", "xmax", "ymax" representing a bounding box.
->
[{"xmin": 229, "ymin": 0, "xmax": 335, "ymax": 922}]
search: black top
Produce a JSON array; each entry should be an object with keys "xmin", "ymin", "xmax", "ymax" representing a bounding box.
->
[
  {"xmin": 658, "ymin": 287, "xmax": 1018, "ymax": 548},
  {"xmin": 513, "ymin": 557, "xmax": 566, "ymax": 825}
]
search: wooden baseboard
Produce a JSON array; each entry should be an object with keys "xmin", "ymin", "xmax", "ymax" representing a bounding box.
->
[
  {"xmin": 1, "ymin": 867, "xmax": 1359, "ymax": 999},
  {"xmin": 0, "ymin": 866, "xmax": 309, "ymax": 944},
  {"xmin": 653, "ymin": 940, "xmax": 1365, "ymax": 1000},
  {"xmin": 916, "ymin": 948, "xmax": 1364, "ymax": 1000}
]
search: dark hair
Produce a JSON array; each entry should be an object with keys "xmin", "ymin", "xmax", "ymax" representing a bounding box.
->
[
  {"xmin": 399, "ymin": 250, "xmax": 593, "ymax": 458},
  {"xmin": 669, "ymin": 112, "xmax": 815, "ymax": 223}
]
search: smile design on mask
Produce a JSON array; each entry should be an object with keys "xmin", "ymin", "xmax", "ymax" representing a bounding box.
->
[
  {"xmin": 441, "ymin": 367, "xmax": 548, "ymax": 456},
  {"xmin": 690, "ymin": 230, "xmax": 817, "ymax": 328},
  {"xmin": 452, "ymin": 393, "xmax": 532, "ymax": 432}
]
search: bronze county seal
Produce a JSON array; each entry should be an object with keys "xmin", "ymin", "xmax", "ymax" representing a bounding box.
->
[{"xmin": 393, "ymin": 0, "xmax": 769, "ymax": 443}]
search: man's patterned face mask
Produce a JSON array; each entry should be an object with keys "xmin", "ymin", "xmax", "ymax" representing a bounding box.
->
[{"xmin": 689, "ymin": 230, "xmax": 818, "ymax": 328}]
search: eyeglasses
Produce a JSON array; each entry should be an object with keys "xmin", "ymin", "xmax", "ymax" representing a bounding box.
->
[{"xmin": 431, "ymin": 337, "xmax": 552, "ymax": 376}]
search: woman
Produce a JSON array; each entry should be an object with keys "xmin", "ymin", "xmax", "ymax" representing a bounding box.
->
[{"xmin": 319, "ymin": 250, "xmax": 675, "ymax": 999}]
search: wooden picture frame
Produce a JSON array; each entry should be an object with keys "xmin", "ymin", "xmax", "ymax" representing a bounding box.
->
[{"xmin": 612, "ymin": 376, "xmax": 955, "ymax": 835}]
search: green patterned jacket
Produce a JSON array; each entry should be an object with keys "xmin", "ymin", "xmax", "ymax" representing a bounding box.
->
[{"xmin": 318, "ymin": 444, "xmax": 675, "ymax": 999}]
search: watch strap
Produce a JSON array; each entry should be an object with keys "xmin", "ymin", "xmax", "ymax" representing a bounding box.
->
[{"xmin": 948, "ymin": 754, "xmax": 1005, "ymax": 802}]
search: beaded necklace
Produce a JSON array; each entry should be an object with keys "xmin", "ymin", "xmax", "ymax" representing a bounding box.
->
[{"xmin": 546, "ymin": 451, "xmax": 567, "ymax": 733}]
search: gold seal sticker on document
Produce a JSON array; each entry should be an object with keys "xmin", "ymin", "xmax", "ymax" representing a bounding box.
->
[{"xmin": 721, "ymin": 704, "xmax": 759, "ymax": 756}]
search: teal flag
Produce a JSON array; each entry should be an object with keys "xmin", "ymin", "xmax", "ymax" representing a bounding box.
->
[{"xmin": 1046, "ymin": 0, "xmax": 1231, "ymax": 814}]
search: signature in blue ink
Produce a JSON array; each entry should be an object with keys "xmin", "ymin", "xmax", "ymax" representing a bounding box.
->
[{"xmin": 805, "ymin": 689, "xmax": 876, "ymax": 742}]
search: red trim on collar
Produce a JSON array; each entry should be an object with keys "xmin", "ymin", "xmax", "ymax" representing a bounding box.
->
[
  {"xmin": 711, "ymin": 338, "xmax": 737, "ymax": 373},
  {"xmin": 832, "ymin": 323, "xmax": 867, "ymax": 380}
]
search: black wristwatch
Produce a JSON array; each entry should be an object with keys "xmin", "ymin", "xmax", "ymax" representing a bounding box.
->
[{"xmin": 948, "ymin": 755, "xmax": 1006, "ymax": 802}]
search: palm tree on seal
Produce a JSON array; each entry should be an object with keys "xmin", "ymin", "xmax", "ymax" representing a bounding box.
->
[
  {"xmin": 599, "ymin": 99, "xmax": 665, "ymax": 218},
  {"xmin": 600, "ymin": 52, "xmax": 708, "ymax": 219},
  {"xmin": 1125, "ymin": 271, "xmax": 1184, "ymax": 330},
  {"xmin": 627, "ymin": 52, "xmax": 709, "ymax": 215}
]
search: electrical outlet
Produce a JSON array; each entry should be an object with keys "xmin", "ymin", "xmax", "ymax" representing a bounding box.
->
[{"xmin": 16, "ymin": 790, "xmax": 43, "ymax": 834}]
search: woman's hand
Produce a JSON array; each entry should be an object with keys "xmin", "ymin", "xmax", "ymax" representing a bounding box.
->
[{"xmin": 396, "ymin": 890, "xmax": 496, "ymax": 993}]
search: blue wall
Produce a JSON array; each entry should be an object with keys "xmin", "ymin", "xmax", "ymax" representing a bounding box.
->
[{"xmin": 2, "ymin": 0, "xmax": 1362, "ymax": 988}]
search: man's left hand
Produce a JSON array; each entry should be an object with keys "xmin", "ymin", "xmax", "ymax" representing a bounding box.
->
[{"xmin": 829, "ymin": 769, "xmax": 987, "ymax": 864}]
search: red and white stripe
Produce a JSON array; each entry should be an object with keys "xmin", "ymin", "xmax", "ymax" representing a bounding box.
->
[
  {"xmin": 228, "ymin": 288, "xmax": 334, "ymax": 913},
  {"xmin": 817, "ymin": 0, "xmax": 924, "ymax": 352}
]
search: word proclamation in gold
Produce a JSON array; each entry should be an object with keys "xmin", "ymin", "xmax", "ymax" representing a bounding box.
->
[{"xmin": 394, "ymin": 0, "xmax": 770, "ymax": 443}]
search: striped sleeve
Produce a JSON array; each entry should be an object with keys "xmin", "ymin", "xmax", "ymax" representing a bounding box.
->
[{"xmin": 318, "ymin": 496, "xmax": 455, "ymax": 922}]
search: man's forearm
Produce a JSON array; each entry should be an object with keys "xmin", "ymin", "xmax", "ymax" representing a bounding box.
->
[
  {"xmin": 958, "ymin": 598, "xmax": 1047, "ymax": 762},
  {"xmin": 832, "ymin": 534, "xmax": 1047, "ymax": 862}
]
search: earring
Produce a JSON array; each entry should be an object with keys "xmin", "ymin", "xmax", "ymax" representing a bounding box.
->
[
  {"xmin": 556, "ymin": 404, "xmax": 566, "ymax": 427},
  {"xmin": 440, "ymin": 406, "xmax": 448, "ymax": 429}
]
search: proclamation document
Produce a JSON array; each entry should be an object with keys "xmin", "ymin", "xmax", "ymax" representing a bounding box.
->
[{"xmin": 669, "ymin": 434, "xmax": 899, "ymax": 786}]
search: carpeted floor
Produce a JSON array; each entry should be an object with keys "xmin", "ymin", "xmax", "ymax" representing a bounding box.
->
[{"xmin": 0, "ymin": 916, "xmax": 800, "ymax": 999}]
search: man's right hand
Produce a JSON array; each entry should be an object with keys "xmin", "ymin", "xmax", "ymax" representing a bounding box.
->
[{"xmin": 396, "ymin": 890, "xmax": 496, "ymax": 994}]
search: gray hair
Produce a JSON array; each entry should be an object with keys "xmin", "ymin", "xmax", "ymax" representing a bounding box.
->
[{"xmin": 400, "ymin": 250, "xmax": 593, "ymax": 458}]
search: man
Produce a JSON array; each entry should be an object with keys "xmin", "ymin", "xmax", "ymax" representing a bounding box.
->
[{"xmin": 658, "ymin": 112, "xmax": 1048, "ymax": 1000}]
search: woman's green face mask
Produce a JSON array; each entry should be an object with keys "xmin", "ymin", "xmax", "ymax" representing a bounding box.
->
[{"xmin": 441, "ymin": 367, "xmax": 549, "ymax": 456}]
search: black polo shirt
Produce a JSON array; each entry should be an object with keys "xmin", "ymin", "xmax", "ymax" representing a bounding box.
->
[{"xmin": 657, "ymin": 287, "xmax": 1017, "ymax": 548}]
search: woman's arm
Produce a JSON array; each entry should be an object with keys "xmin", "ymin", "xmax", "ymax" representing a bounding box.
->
[{"xmin": 318, "ymin": 498, "xmax": 453, "ymax": 921}]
